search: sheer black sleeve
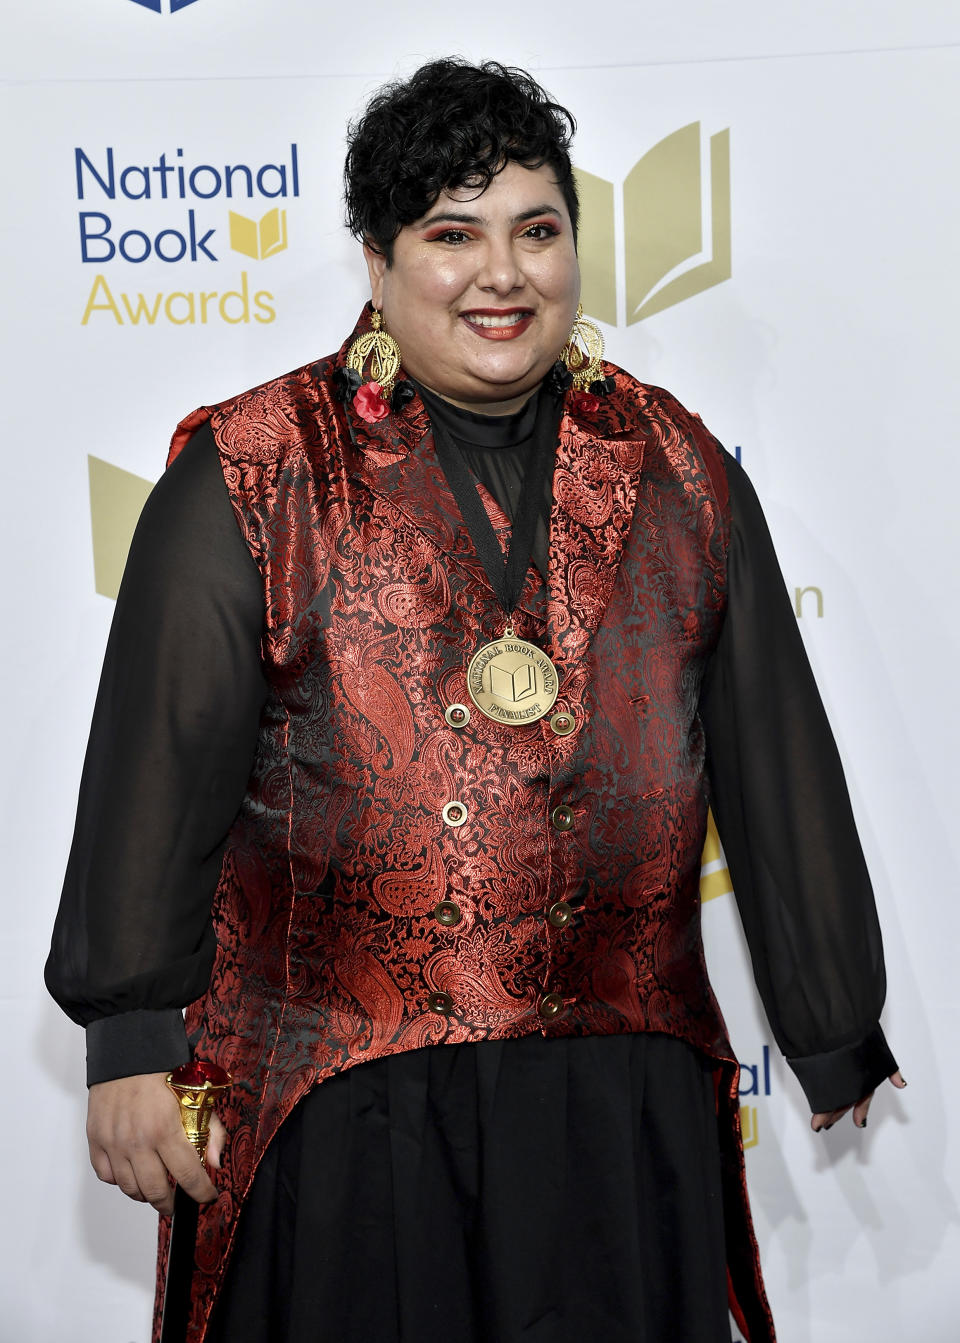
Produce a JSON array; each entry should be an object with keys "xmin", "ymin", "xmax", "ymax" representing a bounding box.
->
[
  {"xmin": 45, "ymin": 422, "xmax": 267, "ymax": 1085},
  {"xmin": 700, "ymin": 451, "xmax": 897, "ymax": 1114}
]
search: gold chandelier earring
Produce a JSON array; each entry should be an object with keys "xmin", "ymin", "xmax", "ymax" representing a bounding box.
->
[
  {"xmin": 346, "ymin": 308, "xmax": 402, "ymax": 400},
  {"xmin": 561, "ymin": 303, "xmax": 605, "ymax": 390}
]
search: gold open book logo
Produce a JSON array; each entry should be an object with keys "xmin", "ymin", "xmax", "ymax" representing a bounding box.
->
[
  {"xmin": 229, "ymin": 207, "xmax": 288, "ymax": 260},
  {"xmin": 577, "ymin": 123, "xmax": 731, "ymax": 325},
  {"xmin": 89, "ymin": 456, "xmax": 153, "ymax": 599},
  {"xmin": 489, "ymin": 659, "xmax": 537, "ymax": 703},
  {"xmin": 699, "ymin": 809, "xmax": 733, "ymax": 903},
  {"xmin": 740, "ymin": 1105, "xmax": 760, "ymax": 1149}
]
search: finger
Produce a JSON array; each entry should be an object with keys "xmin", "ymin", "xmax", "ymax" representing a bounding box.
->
[
  {"xmin": 88, "ymin": 1143, "xmax": 118, "ymax": 1186},
  {"xmin": 127, "ymin": 1150, "xmax": 179, "ymax": 1216},
  {"xmin": 890, "ymin": 1069, "xmax": 907, "ymax": 1089},
  {"xmin": 160, "ymin": 1135, "xmax": 219, "ymax": 1206},
  {"xmin": 205, "ymin": 1114, "xmax": 227, "ymax": 1172},
  {"xmin": 109, "ymin": 1155, "xmax": 149, "ymax": 1204},
  {"xmin": 852, "ymin": 1091, "xmax": 874, "ymax": 1128},
  {"xmin": 812, "ymin": 1105, "xmax": 850, "ymax": 1132}
]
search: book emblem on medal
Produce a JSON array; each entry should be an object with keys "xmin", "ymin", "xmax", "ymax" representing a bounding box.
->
[{"xmin": 467, "ymin": 630, "xmax": 559, "ymax": 724}]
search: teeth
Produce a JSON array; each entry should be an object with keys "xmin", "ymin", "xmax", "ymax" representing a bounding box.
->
[{"xmin": 465, "ymin": 312, "xmax": 528, "ymax": 328}]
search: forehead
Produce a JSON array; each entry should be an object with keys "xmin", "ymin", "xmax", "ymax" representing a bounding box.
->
[{"xmin": 418, "ymin": 160, "xmax": 569, "ymax": 223}]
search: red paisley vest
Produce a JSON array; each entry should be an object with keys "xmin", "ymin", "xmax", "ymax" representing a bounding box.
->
[{"xmin": 155, "ymin": 311, "xmax": 774, "ymax": 1342}]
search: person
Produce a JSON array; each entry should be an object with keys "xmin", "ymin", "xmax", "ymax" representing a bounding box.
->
[{"xmin": 46, "ymin": 58, "xmax": 903, "ymax": 1343}]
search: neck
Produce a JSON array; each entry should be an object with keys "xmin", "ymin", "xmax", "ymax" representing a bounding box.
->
[{"xmin": 415, "ymin": 379, "xmax": 540, "ymax": 417}]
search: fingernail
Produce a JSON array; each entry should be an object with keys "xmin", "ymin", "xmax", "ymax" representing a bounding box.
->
[
  {"xmin": 859, "ymin": 1117, "xmax": 867, "ymax": 1128},
  {"xmin": 823, "ymin": 1122, "xmax": 834, "ymax": 1131}
]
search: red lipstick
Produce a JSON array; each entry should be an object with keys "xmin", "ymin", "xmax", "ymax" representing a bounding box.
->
[{"xmin": 461, "ymin": 308, "xmax": 534, "ymax": 341}]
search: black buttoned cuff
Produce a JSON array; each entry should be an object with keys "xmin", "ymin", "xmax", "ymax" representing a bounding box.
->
[
  {"xmin": 787, "ymin": 1024, "xmax": 898, "ymax": 1114},
  {"xmin": 85, "ymin": 1008, "xmax": 190, "ymax": 1087}
]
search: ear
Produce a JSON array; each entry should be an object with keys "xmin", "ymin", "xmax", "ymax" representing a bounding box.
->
[{"xmin": 363, "ymin": 241, "xmax": 387, "ymax": 309}]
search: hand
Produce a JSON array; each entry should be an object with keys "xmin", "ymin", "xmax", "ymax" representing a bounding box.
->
[
  {"xmin": 87, "ymin": 1071, "xmax": 227, "ymax": 1216},
  {"xmin": 811, "ymin": 1069, "xmax": 906, "ymax": 1132}
]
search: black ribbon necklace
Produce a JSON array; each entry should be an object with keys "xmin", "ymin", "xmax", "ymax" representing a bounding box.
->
[
  {"xmin": 424, "ymin": 386, "xmax": 557, "ymax": 620},
  {"xmin": 416, "ymin": 381, "xmax": 565, "ymax": 725}
]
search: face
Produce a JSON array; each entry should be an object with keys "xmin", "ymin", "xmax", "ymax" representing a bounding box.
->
[{"xmin": 364, "ymin": 160, "xmax": 580, "ymax": 415}]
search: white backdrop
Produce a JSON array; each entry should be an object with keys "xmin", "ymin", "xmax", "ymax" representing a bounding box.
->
[{"xmin": 4, "ymin": 3, "xmax": 959, "ymax": 1340}]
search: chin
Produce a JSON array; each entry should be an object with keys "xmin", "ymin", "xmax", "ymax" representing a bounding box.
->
[
  {"xmin": 468, "ymin": 354, "xmax": 552, "ymax": 394},
  {"xmin": 468, "ymin": 371, "xmax": 542, "ymax": 401}
]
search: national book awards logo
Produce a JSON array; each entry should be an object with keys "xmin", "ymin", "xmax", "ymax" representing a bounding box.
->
[
  {"xmin": 75, "ymin": 143, "xmax": 301, "ymax": 327},
  {"xmin": 576, "ymin": 122, "xmax": 731, "ymax": 326},
  {"xmin": 738, "ymin": 1046, "xmax": 772, "ymax": 1150},
  {"xmin": 700, "ymin": 812, "xmax": 773, "ymax": 1151},
  {"xmin": 128, "ymin": 0, "xmax": 199, "ymax": 14}
]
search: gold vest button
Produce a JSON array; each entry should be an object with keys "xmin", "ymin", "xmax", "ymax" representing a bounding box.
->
[
  {"xmin": 537, "ymin": 993, "xmax": 564, "ymax": 1021},
  {"xmin": 433, "ymin": 900, "xmax": 462, "ymax": 927},
  {"xmin": 442, "ymin": 800, "xmax": 468, "ymax": 827},
  {"xmin": 547, "ymin": 901, "xmax": 573, "ymax": 929},
  {"xmin": 444, "ymin": 703, "xmax": 471, "ymax": 728},
  {"xmin": 551, "ymin": 804, "xmax": 575, "ymax": 832},
  {"xmin": 549, "ymin": 711, "xmax": 575, "ymax": 736},
  {"xmin": 427, "ymin": 991, "xmax": 454, "ymax": 1015}
]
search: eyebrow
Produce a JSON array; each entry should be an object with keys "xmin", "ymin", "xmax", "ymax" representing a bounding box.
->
[{"xmin": 417, "ymin": 204, "xmax": 564, "ymax": 228}]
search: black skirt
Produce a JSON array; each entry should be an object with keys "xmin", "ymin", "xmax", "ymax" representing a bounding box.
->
[{"xmin": 207, "ymin": 1032, "xmax": 734, "ymax": 1343}]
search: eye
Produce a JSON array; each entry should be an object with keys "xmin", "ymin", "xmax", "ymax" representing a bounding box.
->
[
  {"xmin": 426, "ymin": 229, "xmax": 472, "ymax": 245},
  {"xmin": 522, "ymin": 223, "xmax": 560, "ymax": 241}
]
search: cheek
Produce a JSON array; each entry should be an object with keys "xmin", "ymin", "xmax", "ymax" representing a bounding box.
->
[
  {"xmin": 393, "ymin": 255, "xmax": 468, "ymax": 314},
  {"xmin": 529, "ymin": 255, "xmax": 580, "ymax": 304},
  {"xmin": 420, "ymin": 262, "xmax": 469, "ymax": 306}
]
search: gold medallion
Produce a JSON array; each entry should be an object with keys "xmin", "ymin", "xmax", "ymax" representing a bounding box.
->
[{"xmin": 467, "ymin": 625, "xmax": 560, "ymax": 724}]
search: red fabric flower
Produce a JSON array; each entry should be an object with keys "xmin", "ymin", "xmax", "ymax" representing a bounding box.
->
[
  {"xmin": 570, "ymin": 390, "xmax": 600, "ymax": 416},
  {"xmin": 354, "ymin": 381, "xmax": 391, "ymax": 422}
]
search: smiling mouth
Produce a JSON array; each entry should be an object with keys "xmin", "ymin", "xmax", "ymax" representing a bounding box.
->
[{"xmin": 461, "ymin": 310, "xmax": 534, "ymax": 340}]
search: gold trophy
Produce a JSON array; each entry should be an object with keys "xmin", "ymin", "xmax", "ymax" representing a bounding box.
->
[
  {"xmin": 160, "ymin": 1061, "xmax": 232, "ymax": 1342},
  {"xmin": 165, "ymin": 1060, "xmax": 232, "ymax": 1159}
]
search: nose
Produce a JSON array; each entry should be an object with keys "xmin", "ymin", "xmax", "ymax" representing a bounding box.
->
[{"xmin": 475, "ymin": 235, "xmax": 523, "ymax": 295}]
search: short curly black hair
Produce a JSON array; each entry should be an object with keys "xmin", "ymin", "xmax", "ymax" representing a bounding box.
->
[{"xmin": 344, "ymin": 59, "xmax": 578, "ymax": 260}]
